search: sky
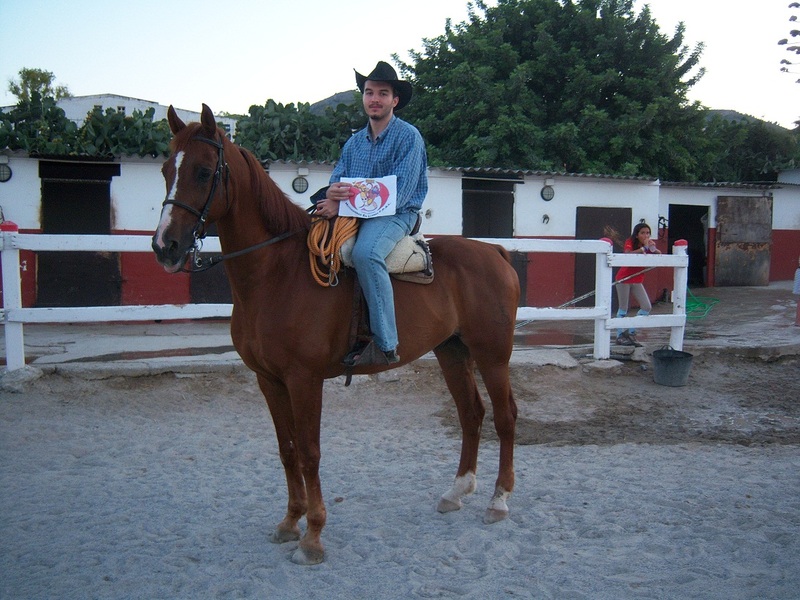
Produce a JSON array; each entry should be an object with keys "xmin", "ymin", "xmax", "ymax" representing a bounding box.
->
[{"xmin": 0, "ymin": 0, "xmax": 797, "ymax": 128}]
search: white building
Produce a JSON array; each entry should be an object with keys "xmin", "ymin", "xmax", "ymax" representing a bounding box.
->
[{"xmin": 3, "ymin": 94, "xmax": 237, "ymax": 135}]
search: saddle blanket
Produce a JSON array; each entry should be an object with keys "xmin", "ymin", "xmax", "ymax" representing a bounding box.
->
[{"xmin": 340, "ymin": 234, "xmax": 433, "ymax": 283}]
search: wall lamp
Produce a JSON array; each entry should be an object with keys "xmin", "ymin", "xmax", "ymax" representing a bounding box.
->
[{"xmin": 541, "ymin": 178, "xmax": 555, "ymax": 201}]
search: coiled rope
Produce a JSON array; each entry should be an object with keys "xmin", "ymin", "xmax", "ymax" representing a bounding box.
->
[{"xmin": 306, "ymin": 216, "xmax": 359, "ymax": 287}]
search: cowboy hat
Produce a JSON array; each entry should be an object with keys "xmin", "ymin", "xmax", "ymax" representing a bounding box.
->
[{"xmin": 354, "ymin": 61, "xmax": 413, "ymax": 111}]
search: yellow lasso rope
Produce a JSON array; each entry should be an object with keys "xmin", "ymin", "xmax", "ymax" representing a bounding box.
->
[{"xmin": 307, "ymin": 216, "xmax": 359, "ymax": 286}]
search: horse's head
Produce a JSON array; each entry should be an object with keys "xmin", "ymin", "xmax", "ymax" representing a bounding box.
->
[{"xmin": 152, "ymin": 104, "xmax": 229, "ymax": 273}]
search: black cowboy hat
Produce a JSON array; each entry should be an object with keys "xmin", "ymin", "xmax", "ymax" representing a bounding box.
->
[{"xmin": 354, "ymin": 61, "xmax": 413, "ymax": 111}]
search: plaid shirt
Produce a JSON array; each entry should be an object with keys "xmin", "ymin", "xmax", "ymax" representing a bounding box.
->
[{"xmin": 330, "ymin": 116, "xmax": 428, "ymax": 213}]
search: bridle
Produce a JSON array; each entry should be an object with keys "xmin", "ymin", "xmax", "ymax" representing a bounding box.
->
[
  {"xmin": 161, "ymin": 134, "xmax": 230, "ymax": 260},
  {"xmin": 160, "ymin": 134, "xmax": 307, "ymax": 272}
]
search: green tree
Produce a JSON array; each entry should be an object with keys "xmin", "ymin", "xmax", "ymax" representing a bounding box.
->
[
  {"xmin": 698, "ymin": 116, "xmax": 799, "ymax": 182},
  {"xmin": 77, "ymin": 106, "xmax": 172, "ymax": 157},
  {"xmin": 1, "ymin": 66, "xmax": 173, "ymax": 157},
  {"xmin": 234, "ymin": 98, "xmax": 364, "ymax": 162},
  {"xmin": 7, "ymin": 67, "xmax": 72, "ymax": 103},
  {"xmin": 0, "ymin": 92, "xmax": 78, "ymax": 154},
  {"xmin": 0, "ymin": 95, "xmax": 171, "ymax": 157},
  {"xmin": 397, "ymin": 0, "xmax": 709, "ymax": 180}
]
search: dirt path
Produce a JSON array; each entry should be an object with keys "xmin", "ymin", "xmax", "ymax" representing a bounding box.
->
[
  {"xmin": 502, "ymin": 352, "xmax": 800, "ymax": 446},
  {"xmin": 346, "ymin": 350, "xmax": 800, "ymax": 446},
  {"xmin": 2, "ymin": 352, "xmax": 799, "ymax": 599}
]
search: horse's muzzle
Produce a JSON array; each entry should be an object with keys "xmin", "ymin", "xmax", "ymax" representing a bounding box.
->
[{"xmin": 151, "ymin": 235, "xmax": 188, "ymax": 273}]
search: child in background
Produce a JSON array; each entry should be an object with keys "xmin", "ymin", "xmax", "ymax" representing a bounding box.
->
[
  {"xmin": 793, "ymin": 255, "xmax": 800, "ymax": 326},
  {"xmin": 615, "ymin": 223, "xmax": 661, "ymax": 346}
]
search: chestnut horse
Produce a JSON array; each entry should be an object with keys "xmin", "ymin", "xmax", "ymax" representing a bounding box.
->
[{"xmin": 152, "ymin": 105, "xmax": 520, "ymax": 565}]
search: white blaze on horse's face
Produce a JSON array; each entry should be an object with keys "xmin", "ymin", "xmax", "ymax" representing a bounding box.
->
[
  {"xmin": 166, "ymin": 150, "xmax": 185, "ymax": 202},
  {"xmin": 154, "ymin": 150, "xmax": 185, "ymax": 248}
]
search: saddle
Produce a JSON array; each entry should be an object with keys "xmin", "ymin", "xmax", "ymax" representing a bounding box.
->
[{"xmin": 339, "ymin": 231, "xmax": 434, "ymax": 284}]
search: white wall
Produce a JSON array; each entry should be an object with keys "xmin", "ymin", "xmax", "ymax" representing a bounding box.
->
[
  {"xmin": 659, "ymin": 187, "xmax": 719, "ymax": 227},
  {"xmin": 515, "ymin": 176, "xmax": 660, "ymax": 237},
  {"xmin": 267, "ymin": 163, "xmax": 335, "ymax": 209},
  {"xmin": 425, "ymin": 169, "xmax": 462, "ymax": 234},
  {"xmin": 267, "ymin": 163, "xmax": 466, "ymax": 236},
  {"xmin": 659, "ymin": 186, "xmax": 791, "ymax": 229},
  {"xmin": 0, "ymin": 154, "xmax": 41, "ymax": 229},
  {"xmin": 112, "ymin": 158, "xmax": 169, "ymax": 232},
  {"xmin": 774, "ymin": 186, "xmax": 800, "ymax": 230},
  {"xmin": 0, "ymin": 153, "xmax": 167, "ymax": 232},
  {"xmin": 4, "ymin": 151, "xmax": 799, "ymax": 240}
]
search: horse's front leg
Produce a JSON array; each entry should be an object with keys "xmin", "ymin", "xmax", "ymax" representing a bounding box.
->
[
  {"xmin": 283, "ymin": 374, "xmax": 327, "ymax": 565},
  {"xmin": 257, "ymin": 373, "xmax": 307, "ymax": 544}
]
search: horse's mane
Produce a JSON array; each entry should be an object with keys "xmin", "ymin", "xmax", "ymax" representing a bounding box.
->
[
  {"xmin": 170, "ymin": 123, "xmax": 311, "ymax": 235},
  {"xmin": 236, "ymin": 147, "xmax": 312, "ymax": 235}
]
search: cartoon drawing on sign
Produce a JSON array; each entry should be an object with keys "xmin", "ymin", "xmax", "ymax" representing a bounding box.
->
[
  {"xmin": 338, "ymin": 175, "xmax": 397, "ymax": 218},
  {"xmin": 351, "ymin": 180, "xmax": 388, "ymax": 214}
]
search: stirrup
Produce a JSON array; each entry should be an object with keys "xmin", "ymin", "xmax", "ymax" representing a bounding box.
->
[{"xmin": 342, "ymin": 339, "xmax": 395, "ymax": 367}]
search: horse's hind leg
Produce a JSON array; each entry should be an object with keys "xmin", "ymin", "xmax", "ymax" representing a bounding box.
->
[
  {"xmin": 475, "ymin": 360, "xmax": 517, "ymax": 524},
  {"xmin": 434, "ymin": 336, "xmax": 485, "ymax": 513}
]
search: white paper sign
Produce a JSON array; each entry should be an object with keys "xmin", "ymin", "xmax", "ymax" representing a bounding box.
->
[{"xmin": 337, "ymin": 175, "xmax": 397, "ymax": 218}]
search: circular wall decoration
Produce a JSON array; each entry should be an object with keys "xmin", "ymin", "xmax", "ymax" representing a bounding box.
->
[
  {"xmin": 0, "ymin": 164, "xmax": 12, "ymax": 183},
  {"xmin": 540, "ymin": 185, "xmax": 554, "ymax": 201},
  {"xmin": 292, "ymin": 176, "xmax": 309, "ymax": 194}
]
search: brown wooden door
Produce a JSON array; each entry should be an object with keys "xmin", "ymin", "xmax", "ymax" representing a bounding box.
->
[
  {"xmin": 715, "ymin": 196, "xmax": 772, "ymax": 286},
  {"xmin": 574, "ymin": 207, "xmax": 631, "ymax": 307},
  {"xmin": 461, "ymin": 175, "xmax": 526, "ymax": 305},
  {"xmin": 37, "ymin": 161, "xmax": 121, "ymax": 307}
]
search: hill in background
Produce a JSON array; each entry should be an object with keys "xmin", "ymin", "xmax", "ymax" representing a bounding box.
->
[
  {"xmin": 310, "ymin": 91, "xmax": 358, "ymax": 115},
  {"xmin": 708, "ymin": 109, "xmax": 796, "ymax": 131}
]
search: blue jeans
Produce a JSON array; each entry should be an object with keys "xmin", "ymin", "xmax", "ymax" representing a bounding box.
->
[{"xmin": 351, "ymin": 212, "xmax": 418, "ymax": 352}]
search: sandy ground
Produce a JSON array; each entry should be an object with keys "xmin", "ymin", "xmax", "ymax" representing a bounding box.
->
[{"xmin": 2, "ymin": 353, "xmax": 799, "ymax": 599}]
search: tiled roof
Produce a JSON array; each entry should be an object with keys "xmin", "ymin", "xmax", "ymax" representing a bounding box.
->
[{"xmin": 434, "ymin": 166, "xmax": 657, "ymax": 182}]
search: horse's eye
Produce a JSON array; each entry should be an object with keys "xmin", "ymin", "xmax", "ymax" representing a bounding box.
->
[{"xmin": 198, "ymin": 167, "xmax": 213, "ymax": 183}]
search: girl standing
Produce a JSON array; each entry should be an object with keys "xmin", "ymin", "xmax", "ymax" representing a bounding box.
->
[{"xmin": 615, "ymin": 223, "xmax": 661, "ymax": 346}]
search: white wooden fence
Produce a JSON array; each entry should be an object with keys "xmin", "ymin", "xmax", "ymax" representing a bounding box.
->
[{"xmin": 1, "ymin": 222, "xmax": 688, "ymax": 371}]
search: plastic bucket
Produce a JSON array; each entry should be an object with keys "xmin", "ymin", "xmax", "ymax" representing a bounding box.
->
[{"xmin": 652, "ymin": 347, "xmax": 693, "ymax": 387}]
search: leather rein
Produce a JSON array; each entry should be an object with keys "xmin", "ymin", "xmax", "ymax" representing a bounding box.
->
[{"xmin": 161, "ymin": 134, "xmax": 305, "ymax": 273}]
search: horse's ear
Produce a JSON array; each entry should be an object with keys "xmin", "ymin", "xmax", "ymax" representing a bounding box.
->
[
  {"xmin": 167, "ymin": 106, "xmax": 185, "ymax": 134},
  {"xmin": 200, "ymin": 104, "xmax": 217, "ymax": 137}
]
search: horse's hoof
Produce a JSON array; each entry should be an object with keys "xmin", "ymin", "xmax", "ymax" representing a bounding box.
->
[
  {"xmin": 484, "ymin": 487, "xmax": 510, "ymax": 523},
  {"xmin": 270, "ymin": 526, "xmax": 301, "ymax": 544},
  {"xmin": 484, "ymin": 507, "xmax": 509, "ymax": 524},
  {"xmin": 438, "ymin": 473, "xmax": 476, "ymax": 513},
  {"xmin": 291, "ymin": 546, "xmax": 324, "ymax": 566},
  {"xmin": 437, "ymin": 497, "xmax": 462, "ymax": 513}
]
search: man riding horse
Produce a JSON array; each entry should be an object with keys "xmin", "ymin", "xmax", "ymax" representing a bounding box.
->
[{"xmin": 313, "ymin": 61, "xmax": 428, "ymax": 366}]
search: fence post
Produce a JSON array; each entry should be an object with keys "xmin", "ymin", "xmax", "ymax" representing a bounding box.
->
[
  {"xmin": 670, "ymin": 240, "xmax": 689, "ymax": 350},
  {"xmin": 594, "ymin": 238, "xmax": 614, "ymax": 359},
  {"xmin": 1, "ymin": 221, "xmax": 26, "ymax": 371}
]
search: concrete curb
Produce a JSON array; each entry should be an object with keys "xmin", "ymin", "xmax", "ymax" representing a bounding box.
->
[{"xmin": 4, "ymin": 341, "xmax": 798, "ymax": 389}]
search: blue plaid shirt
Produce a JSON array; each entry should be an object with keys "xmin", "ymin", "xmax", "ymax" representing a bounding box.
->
[{"xmin": 330, "ymin": 116, "xmax": 428, "ymax": 213}]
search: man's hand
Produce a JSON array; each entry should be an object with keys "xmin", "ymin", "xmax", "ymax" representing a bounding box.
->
[
  {"xmin": 315, "ymin": 197, "xmax": 336, "ymax": 219},
  {"xmin": 316, "ymin": 182, "xmax": 353, "ymax": 219}
]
